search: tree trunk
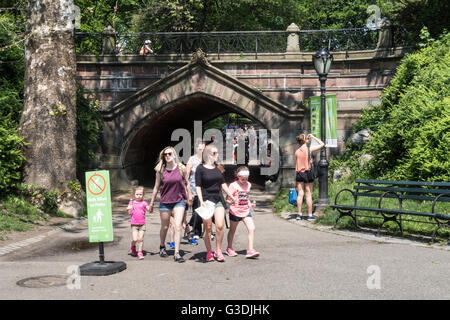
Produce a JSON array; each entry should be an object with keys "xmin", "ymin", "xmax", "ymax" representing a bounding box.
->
[{"xmin": 19, "ymin": 0, "xmax": 77, "ymax": 190}]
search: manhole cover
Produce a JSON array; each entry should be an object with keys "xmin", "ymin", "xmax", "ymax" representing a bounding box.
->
[{"xmin": 17, "ymin": 275, "xmax": 68, "ymax": 288}]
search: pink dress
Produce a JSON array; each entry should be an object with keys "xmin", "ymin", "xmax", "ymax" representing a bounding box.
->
[
  {"xmin": 129, "ymin": 200, "xmax": 148, "ymax": 225},
  {"xmin": 228, "ymin": 181, "xmax": 252, "ymax": 218}
]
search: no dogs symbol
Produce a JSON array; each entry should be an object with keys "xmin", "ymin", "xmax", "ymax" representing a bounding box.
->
[{"xmin": 87, "ymin": 174, "xmax": 106, "ymax": 195}]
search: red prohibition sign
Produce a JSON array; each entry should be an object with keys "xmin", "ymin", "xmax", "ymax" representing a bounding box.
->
[{"xmin": 87, "ymin": 174, "xmax": 106, "ymax": 195}]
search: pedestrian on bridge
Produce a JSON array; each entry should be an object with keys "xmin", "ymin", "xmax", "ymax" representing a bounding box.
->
[
  {"xmin": 139, "ymin": 39, "xmax": 154, "ymax": 55},
  {"xmin": 149, "ymin": 147, "xmax": 193, "ymax": 263}
]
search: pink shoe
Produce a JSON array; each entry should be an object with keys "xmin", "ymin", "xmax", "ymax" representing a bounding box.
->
[
  {"xmin": 130, "ymin": 245, "xmax": 137, "ymax": 257},
  {"xmin": 206, "ymin": 251, "xmax": 214, "ymax": 262},
  {"xmin": 137, "ymin": 251, "xmax": 144, "ymax": 260},
  {"xmin": 225, "ymin": 247, "xmax": 238, "ymax": 257},
  {"xmin": 214, "ymin": 250, "xmax": 225, "ymax": 262},
  {"xmin": 246, "ymin": 249, "xmax": 260, "ymax": 259}
]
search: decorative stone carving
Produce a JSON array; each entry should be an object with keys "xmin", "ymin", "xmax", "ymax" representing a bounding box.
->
[
  {"xmin": 286, "ymin": 23, "xmax": 301, "ymax": 52},
  {"xmin": 102, "ymin": 26, "xmax": 116, "ymax": 55},
  {"xmin": 190, "ymin": 48, "xmax": 210, "ymax": 66},
  {"xmin": 376, "ymin": 19, "xmax": 393, "ymax": 49}
]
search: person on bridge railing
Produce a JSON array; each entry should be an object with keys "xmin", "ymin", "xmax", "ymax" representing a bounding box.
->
[
  {"xmin": 139, "ymin": 39, "xmax": 154, "ymax": 55},
  {"xmin": 195, "ymin": 144, "xmax": 236, "ymax": 262},
  {"xmin": 149, "ymin": 146, "xmax": 193, "ymax": 263},
  {"xmin": 225, "ymin": 166, "xmax": 259, "ymax": 259},
  {"xmin": 294, "ymin": 133, "xmax": 324, "ymax": 221}
]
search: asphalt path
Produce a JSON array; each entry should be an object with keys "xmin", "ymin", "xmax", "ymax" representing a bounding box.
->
[{"xmin": 0, "ymin": 190, "xmax": 449, "ymax": 300}]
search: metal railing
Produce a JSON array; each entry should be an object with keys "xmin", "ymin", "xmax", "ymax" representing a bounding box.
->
[{"xmin": 75, "ymin": 25, "xmax": 409, "ymax": 57}]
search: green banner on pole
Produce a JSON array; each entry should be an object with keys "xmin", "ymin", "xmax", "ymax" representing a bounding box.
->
[
  {"xmin": 85, "ymin": 170, "xmax": 114, "ymax": 243},
  {"xmin": 310, "ymin": 94, "xmax": 338, "ymax": 148}
]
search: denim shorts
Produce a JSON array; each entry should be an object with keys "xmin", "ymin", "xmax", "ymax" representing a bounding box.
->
[{"xmin": 159, "ymin": 199, "xmax": 188, "ymax": 211}]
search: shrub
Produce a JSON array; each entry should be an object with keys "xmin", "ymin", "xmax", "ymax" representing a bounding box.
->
[
  {"xmin": 0, "ymin": 122, "xmax": 25, "ymax": 196},
  {"xmin": 335, "ymin": 31, "xmax": 450, "ymax": 182},
  {"xmin": 76, "ymin": 85, "xmax": 103, "ymax": 186}
]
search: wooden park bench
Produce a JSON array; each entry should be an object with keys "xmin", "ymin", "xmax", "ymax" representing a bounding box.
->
[{"xmin": 331, "ymin": 179, "xmax": 450, "ymax": 243}]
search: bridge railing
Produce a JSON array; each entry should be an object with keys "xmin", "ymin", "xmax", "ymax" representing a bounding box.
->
[{"xmin": 75, "ymin": 25, "xmax": 409, "ymax": 58}]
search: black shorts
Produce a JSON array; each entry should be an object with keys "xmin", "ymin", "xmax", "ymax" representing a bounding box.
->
[
  {"xmin": 229, "ymin": 212, "xmax": 252, "ymax": 222},
  {"xmin": 296, "ymin": 171, "xmax": 314, "ymax": 183}
]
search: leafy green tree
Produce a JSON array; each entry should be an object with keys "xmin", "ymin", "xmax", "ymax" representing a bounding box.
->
[
  {"xmin": 75, "ymin": 0, "xmax": 140, "ymax": 32},
  {"xmin": 0, "ymin": 4, "xmax": 26, "ymax": 195},
  {"xmin": 389, "ymin": 0, "xmax": 449, "ymax": 46},
  {"xmin": 351, "ymin": 31, "xmax": 450, "ymax": 182}
]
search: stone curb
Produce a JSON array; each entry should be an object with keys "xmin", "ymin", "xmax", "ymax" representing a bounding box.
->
[{"xmin": 279, "ymin": 211, "xmax": 450, "ymax": 251}]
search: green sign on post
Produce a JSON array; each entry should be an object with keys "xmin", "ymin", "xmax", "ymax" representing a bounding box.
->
[
  {"xmin": 310, "ymin": 94, "xmax": 338, "ymax": 148},
  {"xmin": 85, "ymin": 170, "xmax": 114, "ymax": 243}
]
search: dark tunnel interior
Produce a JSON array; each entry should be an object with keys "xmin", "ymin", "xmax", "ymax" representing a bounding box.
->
[{"xmin": 122, "ymin": 96, "xmax": 276, "ymax": 189}]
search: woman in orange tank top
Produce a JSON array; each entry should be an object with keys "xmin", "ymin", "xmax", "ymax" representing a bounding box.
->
[{"xmin": 294, "ymin": 133, "xmax": 324, "ymax": 221}]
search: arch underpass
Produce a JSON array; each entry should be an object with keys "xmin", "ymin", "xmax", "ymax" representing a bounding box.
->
[
  {"xmin": 122, "ymin": 94, "xmax": 270, "ymax": 187},
  {"xmin": 98, "ymin": 50, "xmax": 304, "ymax": 190}
]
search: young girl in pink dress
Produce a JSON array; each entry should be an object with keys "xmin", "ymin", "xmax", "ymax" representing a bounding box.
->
[
  {"xmin": 127, "ymin": 186, "xmax": 150, "ymax": 260},
  {"xmin": 226, "ymin": 166, "xmax": 259, "ymax": 258}
]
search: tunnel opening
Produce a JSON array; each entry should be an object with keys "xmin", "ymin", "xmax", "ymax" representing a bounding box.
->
[{"xmin": 122, "ymin": 95, "xmax": 278, "ymax": 189}]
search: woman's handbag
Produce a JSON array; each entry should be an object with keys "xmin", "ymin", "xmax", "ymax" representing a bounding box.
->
[
  {"xmin": 306, "ymin": 145, "xmax": 318, "ymax": 180},
  {"xmin": 289, "ymin": 188, "xmax": 298, "ymax": 206}
]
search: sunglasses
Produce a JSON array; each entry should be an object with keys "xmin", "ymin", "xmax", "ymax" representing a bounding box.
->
[{"xmin": 164, "ymin": 152, "xmax": 173, "ymax": 157}]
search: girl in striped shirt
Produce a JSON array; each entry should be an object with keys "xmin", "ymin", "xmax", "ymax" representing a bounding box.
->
[{"xmin": 226, "ymin": 166, "xmax": 259, "ymax": 259}]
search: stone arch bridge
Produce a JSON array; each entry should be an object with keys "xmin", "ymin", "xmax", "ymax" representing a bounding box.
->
[{"xmin": 76, "ymin": 26, "xmax": 409, "ymax": 190}]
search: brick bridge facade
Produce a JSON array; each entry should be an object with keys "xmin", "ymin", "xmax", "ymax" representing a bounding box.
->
[{"xmin": 76, "ymin": 44, "xmax": 408, "ymax": 190}]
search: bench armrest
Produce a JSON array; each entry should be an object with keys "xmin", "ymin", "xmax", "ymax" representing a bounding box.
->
[{"xmin": 334, "ymin": 188, "xmax": 355, "ymax": 206}]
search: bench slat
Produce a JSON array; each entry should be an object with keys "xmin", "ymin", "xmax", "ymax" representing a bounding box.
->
[
  {"xmin": 355, "ymin": 179, "xmax": 450, "ymax": 187},
  {"xmin": 353, "ymin": 192, "xmax": 450, "ymax": 202},
  {"xmin": 354, "ymin": 185, "xmax": 450, "ymax": 195},
  {"xmin": 331, "ymin": 205, "xmax": 450, "ymax": 220}
]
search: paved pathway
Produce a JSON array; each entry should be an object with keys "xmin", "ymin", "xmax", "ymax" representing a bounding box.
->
[{"xmin": 0, "ymin": 189, "xmax": 449, "ymax": 300}]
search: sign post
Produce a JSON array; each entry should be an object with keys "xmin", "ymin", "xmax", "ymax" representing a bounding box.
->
[{"xmin": 80, "ymin": 170, "xmax": 126, "ymax": 276}]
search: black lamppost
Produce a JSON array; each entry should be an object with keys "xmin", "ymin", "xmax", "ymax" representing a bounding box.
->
[{"xmin": 312, "ymin": 48, "xmax": 333, "ymax": 206}]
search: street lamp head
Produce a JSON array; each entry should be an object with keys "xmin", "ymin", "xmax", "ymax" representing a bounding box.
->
[{"xmin": 312, "ymin": 48, "xmax": 333, "ymax": 77}]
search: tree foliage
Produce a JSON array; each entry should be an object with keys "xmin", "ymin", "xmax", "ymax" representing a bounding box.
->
[
  {"xmin": 75, "ymin": 85, "xmax": 103, "ymax": 186},
  {"xmin": 0, "ymin": 4, "xmax": 26, "ymax": 196},
  {"xmin": 347, "ymin": 31, "xmax": 450, "ymax": 182}
]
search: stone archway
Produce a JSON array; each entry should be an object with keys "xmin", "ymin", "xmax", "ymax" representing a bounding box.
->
[{"xmin": 98, "ymin": 50, "xmax": 305, "ymax": 189}]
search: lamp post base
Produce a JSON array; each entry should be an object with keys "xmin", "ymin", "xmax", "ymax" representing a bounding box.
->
[{"xmin": 313, "ymin": 201, "xmax": 330, "ymax": 216}]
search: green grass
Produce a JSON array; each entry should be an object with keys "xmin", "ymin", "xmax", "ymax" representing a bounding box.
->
[
  {"xmin": 0, "ymin": 196, "xmax": 49, "ymax": 236},
  {"xmin": 273, "ymin": 181, "xmax": 450, "ymax": 241},
  {"xmin": 0, "ymin": 195, "xmax": 75, "ymax": 239}
]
